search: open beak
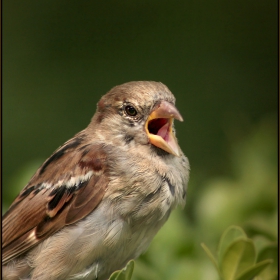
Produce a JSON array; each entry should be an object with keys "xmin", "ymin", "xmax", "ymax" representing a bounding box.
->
[{"xmin": 145, "ymin": 100, "xmax": 183, "ymax": 156}]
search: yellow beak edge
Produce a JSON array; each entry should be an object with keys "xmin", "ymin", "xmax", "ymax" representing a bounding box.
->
[{"xmin": 145, "ymin": 100, "xmax": 183, "ymax": 157}]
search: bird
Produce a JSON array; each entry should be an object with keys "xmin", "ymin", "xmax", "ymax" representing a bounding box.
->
[{"xmin": 2, "ymin": 81, "xmax": 190, "ymax": 280}]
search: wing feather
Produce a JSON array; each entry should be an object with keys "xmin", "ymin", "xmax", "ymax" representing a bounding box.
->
[{"xmin": 2, "ymin": 136, "xmax": 109, "ymax": 264}]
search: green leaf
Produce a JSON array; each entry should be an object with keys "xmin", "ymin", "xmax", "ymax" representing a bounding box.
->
[
  {"xmin": 257, "ymin": 243, "xmax": 278, "ymax": 263},
  {"xmin": 109, "ymin": 260, "xmax": 135, "ymax": 280},
  {"xmin": 218, "ymin": 226, "xmax": 247, "ymax": 265},
  {"xmin": 220, "ymin": 238, "xmax": 256, "ymax": 280},
  {"xmin": 236, "ymin": 259, "xmax": 273, "ymax": 280},
  {"xmin": 201, "ymin": 243, "xmax": 221, "ymax": 277},
  {"xmin": 256, "ymin": 244, "xmax": 278, "ymax": 279}
]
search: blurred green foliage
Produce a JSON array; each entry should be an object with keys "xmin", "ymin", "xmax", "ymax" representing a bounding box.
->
[
  {"xmin": 109, "ymin": 223, "xmax": 277, "ymax": 280},
  {"xmin": 202, "ymin": 225, "xmax": 276, "ymax": 280},
  {"xmin": 3, "ymin": 1, "xmax": 277, "ymax": 279},
  {"xmin": 110, "ymin": 260, "xmax": 135, "ymax": 280}
]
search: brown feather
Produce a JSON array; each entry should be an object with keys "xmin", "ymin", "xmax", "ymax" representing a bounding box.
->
[
  {"xmin": 2, "ymin": 141, "xmax": 108, "ymax": 265},
  {"xmin": 66, "ymin": 175, "xmax": 109, "ymax": 224},
  {"xmin": 3, "ymin": 229, "xmax": 38, "ymax": 263}
]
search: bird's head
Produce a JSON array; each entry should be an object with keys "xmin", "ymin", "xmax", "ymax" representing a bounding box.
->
[{"xmin": 90, "ymin": 81, "xmax": 183, "ymax": 157}]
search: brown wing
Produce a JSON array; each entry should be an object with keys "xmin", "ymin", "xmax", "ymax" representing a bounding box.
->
[{"xmin": 2, "ymin": 134, "xmax": 109, "ymax": 264}]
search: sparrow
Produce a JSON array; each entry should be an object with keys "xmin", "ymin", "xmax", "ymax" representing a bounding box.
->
[{"xmin": 2, "ymin": 81, "xmax": 189, "ymax": 280}]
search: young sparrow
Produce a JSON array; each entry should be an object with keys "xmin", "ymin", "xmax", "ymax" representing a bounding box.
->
[{"xmin": 2, "ymin": 81, "xmax": 189, "ymax": 280}]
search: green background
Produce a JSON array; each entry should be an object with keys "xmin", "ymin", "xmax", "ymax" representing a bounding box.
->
[{"xmin": 3, "ymin": 1, "xmax": 277, "ymax": 279}]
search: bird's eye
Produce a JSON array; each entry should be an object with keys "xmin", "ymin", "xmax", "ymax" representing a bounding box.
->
[{"xmin": 125, "ymin": 105, "xmax": 137, "ymax": 116}]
